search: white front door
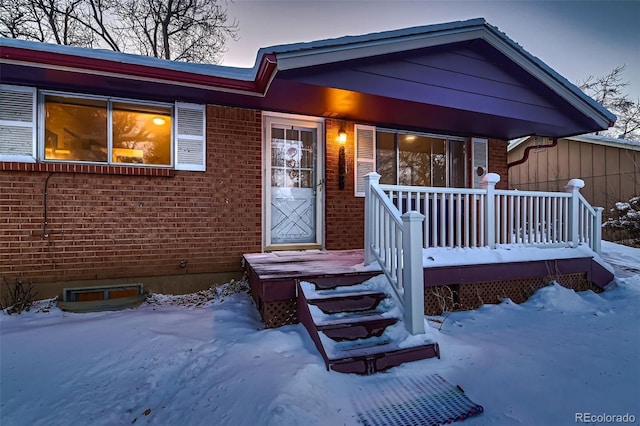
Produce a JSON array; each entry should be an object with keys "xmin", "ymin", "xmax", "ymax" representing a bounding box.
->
[{"xmin": 264, "ymin": 114, "xmax": 324, "ymax": 250}]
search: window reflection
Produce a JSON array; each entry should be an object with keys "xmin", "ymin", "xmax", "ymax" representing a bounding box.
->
[
  {"xmin": 43, "ymin": 95, "xmax": 172, "ymax": 166},
  {"xmin": 449, "ymin": 140, "xmax": 466, "ymax": 188},
  {"xmin": 376, "ymin": 131, "xmax": 397, "ymax": 185},
  {"xmin": 44, "ymin": 96, "xmax": 107, "ymax": 162},
  {"xmin": 112, "ymin": 103, "xmax": 171, "ymax": 165},
  {"xmin": 399, "ymin": 134, "xmax": 432, "ymax": 186},
  {"xmin": 375, "ymin": 130, "xmax": 467, "ymax": 187}
]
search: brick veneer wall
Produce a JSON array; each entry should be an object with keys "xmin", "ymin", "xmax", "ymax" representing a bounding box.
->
[
  {"xmin": 488, "ymin": 138, "xmax": 509, "ymax": 189},
  {"xmin": 324, "ymin": 120, "xmax": 365, "ymax": 250},
  {"xmin": 1, "ymin": 105, "xmax": 512, "ymax": 296},
  {"xmin": 0, "ymin": 105, "xmax": 262, "ymax": 294}
]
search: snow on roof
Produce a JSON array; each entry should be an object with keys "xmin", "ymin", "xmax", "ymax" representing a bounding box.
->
[
  {"xmin": 258, "ymin": 18, "xmax": 489, "ymax": 56},
  {"xmin": 569, "ymin": 133, "xmax": 640, "ymax": 149},
  {"xmin": 508, "ymin": 133, "xmax": 640, "ymax": 151},
  {"xmin": 0, "ymin": 37, "xmax": 257, "ymax": 81}
]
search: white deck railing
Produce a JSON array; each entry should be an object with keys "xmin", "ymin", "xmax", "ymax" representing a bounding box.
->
[
  {"xmin": 364, "ymin": 172, "xmax": 603, "ymax": 335},
  {"xmin": 364, "ymin": 173, "xmax": 425, "ymax": 335}
]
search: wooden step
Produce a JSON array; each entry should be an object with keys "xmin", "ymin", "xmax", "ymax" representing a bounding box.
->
[
  {"xmin": 318, "ymin": 323, "xmax": 441, "ymax": 374},
  {"xmin": 327, "ymin": 339, "xmax": 440, "ymax": 374},
  {"xmin": 306, "ymin": 290, "xmax": 388, "ymax": 314},
  {"xmin": 295, "ymin": 279, "xmax": 440, "ymax": 374},
  {"xmin": 316, "ymin": 313, "xmax": 398, "ymax": 341},
  {"xmin": 307, "ymin": 274, "xmax": 381, "ymax": 290}
]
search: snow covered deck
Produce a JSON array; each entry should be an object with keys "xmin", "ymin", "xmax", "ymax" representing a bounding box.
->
[{"xmin": 243, "ymin": 245, "xmax": 614, "ymax": 328}]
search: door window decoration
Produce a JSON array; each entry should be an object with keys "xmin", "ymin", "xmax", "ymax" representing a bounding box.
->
[{"xmin": 271, "ymin": 129, "xmax": 314, "ymax": 189}]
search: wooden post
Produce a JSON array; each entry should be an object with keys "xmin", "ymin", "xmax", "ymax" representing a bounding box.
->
[
  {"xmin": 594, "ymin": 206, "xmax": 603, "ymax": 254},
  {"xmin": 364, "ymin": 172, "xmax": 381, "ymax": 265},
  {"xmin": 480, "ymin": 173, "xmax": 501, "ymax": 249},
  {"xmin": 401, "ymin": 211, "xmax": 426, "ymax": 335},
  {"xmin": 564, "ymin": 178, "xmax": 585, "ymax": 248}
]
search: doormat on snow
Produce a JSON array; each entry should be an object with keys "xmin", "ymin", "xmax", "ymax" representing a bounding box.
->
[{"xmin": 352, "ymin": 373, "xmax": 483, "ymax": 426}]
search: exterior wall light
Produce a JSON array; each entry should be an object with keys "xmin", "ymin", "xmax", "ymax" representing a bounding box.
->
[
  {"xmin": 337, "ymin": 128, "xmax": 347, "ymax": 144},
  {"xmin": 338, "ymin": 127, "xmax": 347, "ymax": 190}
]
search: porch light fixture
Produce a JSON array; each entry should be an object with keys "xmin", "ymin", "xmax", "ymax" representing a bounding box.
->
[
  {"xmin": 338, "ymin": 127, "xmax": 347, "ymax": 190},
  {"xmin": 337, "ymin": 128, "xmax": 347, "ymax": 145}
]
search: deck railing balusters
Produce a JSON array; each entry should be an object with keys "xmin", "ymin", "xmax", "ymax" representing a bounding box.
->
[{"xmin": 364, "ymin": 174, "xmax": 602, "ymax": 335}]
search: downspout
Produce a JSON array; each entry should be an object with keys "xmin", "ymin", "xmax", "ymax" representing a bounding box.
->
[{"xmin": 507, "ymin": 137, "xmax": 558, "ymax": 170}]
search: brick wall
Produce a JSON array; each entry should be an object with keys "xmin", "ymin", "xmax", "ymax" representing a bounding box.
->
[
  {"xmin": 324, "ymin": 120, "xmax": 365, "ymax": 250},
  {"xmin": 0, "ymin": 105, "xmax": 262, "ymax": 292},
  {"xmin": 488, "ymin": 138, "xmax": 509, "ymax": 189},
  {"xmin": 1, "ymin": 107, "xmax": 512, "ymax": 294}
]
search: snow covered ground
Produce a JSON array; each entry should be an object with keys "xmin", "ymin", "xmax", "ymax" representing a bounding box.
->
[{"xmin": 1, "ymin": 242, "xmax": 639, "ymax": 426}]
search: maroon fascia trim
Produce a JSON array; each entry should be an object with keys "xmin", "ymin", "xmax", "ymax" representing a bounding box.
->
[
  {"xmin": 1, "ymin": 46, "xmax": 278, "ymax": 95},
  {"xmin": 1, "ymin": 162, "xmax": 175, "ymax": 177}
]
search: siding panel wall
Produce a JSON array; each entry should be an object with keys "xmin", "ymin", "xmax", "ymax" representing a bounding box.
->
[{"xmin": 508, "ymin": 137, "xmax": 640, "ymax": 229}]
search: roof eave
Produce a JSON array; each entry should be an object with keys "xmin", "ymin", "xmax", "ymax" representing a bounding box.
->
[
  {"xmin": 508, "ymin": 134, "xmax": 640, "ymax": 152},
  {"xmin": 0, "ymin": 39, "xmax": 277, "ymax": 97},
  {"xmin": 268, "ymin": 20, "xmax": 615, "ymax": 134},
  {"xmin": 479, "ymin": 25, "xmax": 616, "ymax": 131},
  {"xmin": 270, "ymin": 26, "xmax": 487, "ymax": 71}
]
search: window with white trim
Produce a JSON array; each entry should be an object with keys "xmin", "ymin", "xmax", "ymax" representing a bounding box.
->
[
  {"xmin": 354, "ymin": 124, "xmax": 468, "ymax": 196},
  {"xmin": 0, "ymin": 84, "xmax": 206, "ymax": 171}
]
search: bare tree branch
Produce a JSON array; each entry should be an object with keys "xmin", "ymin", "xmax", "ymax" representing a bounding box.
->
[
  {"xmin": 0, "ymin": 0, "xmax": 237, "ymax": 63},
  {"xmin": 579, "ymin": 65, "xmax": 640, "ymax": 141}
]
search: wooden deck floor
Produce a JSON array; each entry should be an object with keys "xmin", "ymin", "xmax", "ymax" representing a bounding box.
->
[
  {"xmin": 243, "ymin": 247, "xmax": 614, "ymax": 327},
  {"xmin": 243, "ymin": 249, "xmax": 374, "ymax": 280}
]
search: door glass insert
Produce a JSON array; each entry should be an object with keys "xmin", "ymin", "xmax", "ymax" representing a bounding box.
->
[{"xmin": 270, "ymin": 125, "xmax": 317, "ymax": 245}]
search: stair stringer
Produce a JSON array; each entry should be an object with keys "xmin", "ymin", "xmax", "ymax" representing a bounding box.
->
[{"xmin": 296, "ymin": 280, "xmax": 332, "ymax": 370}]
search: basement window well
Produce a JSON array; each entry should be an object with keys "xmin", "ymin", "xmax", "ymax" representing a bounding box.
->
[{"xmin": 58, "ymin": 284, "xmax": 146, "ymax": 313}]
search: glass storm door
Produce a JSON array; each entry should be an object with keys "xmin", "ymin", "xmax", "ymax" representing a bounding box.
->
[{"xmin": 265, "ymin": 116, "xmax": 323, "ymax": 249}]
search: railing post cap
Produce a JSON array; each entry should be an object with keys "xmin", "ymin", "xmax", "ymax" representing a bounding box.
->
[
  {"xmin": 565, "ymin": 178, "xmax": 585, "ymax": 190},
  {"xmin": 401, "ymin": 211, "xmax": 425, "ymax": 222},
  {"xmin": 481, "ymin": 173, "xmax": 501, "ymax": 184},
  {"xmin": 364, "ymin": 172, "xmax": 381, "ymax": 181}
]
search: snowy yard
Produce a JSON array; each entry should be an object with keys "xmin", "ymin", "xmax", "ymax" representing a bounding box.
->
[{"xmin": 1, "ymin": 241, "xmax": 639, "ymax": 426}]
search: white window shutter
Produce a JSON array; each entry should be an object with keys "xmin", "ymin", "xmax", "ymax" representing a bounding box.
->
[
  {"xmin": 175, "ymin": 102, "xmax": 206, "ymax": 171},
  {"xmin": 354, "ymin": 124, "xmax": 376, "ymax": 197},
  {"xmin": 0, "ymin": 85, "xmax": 36, "ymax": 162},
  {"xmin": 472, "ymin": 137, "xmax": 488, "ymax": 188}
]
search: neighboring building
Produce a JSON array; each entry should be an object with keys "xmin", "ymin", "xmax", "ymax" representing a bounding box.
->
[
  {"xmin": 1, "ymin": 18, "xmax": 615, "ymax": 303},
  {"xmin": 508, "ymin": 134, "xmax": 640, "ymax": 237}
]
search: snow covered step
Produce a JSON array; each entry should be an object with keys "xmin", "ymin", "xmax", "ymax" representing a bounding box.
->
[
  {"xmin": 299, "ymin": 276, "xmax": 391, "ymax": 296},
  {"xmin": 300, "ymin": 280, "xmax": 393, "ymax": 315},
  {"xmin": 329, "ymin": 337, "xmax": 435, "ymax": 360},
  {"xmin": 320, "ymin": 328, "xmax": 439, "ymax": 374},
  {"xmin": 329, "ymin": 342, "xmax": 440, "ymax": 374},
  {"xmin": 320, "ymin": 324, "xmax": 440, "ymax": 374},
  {"xmin": 319, "ymin": 322, "xmax": 434, "ymax": 358},
  {"xmin": 296, "ymin": 276, "xmax": 440, "ymax": 374},
  {"xmin": 303, "ymin": 274, "xmax": 380, "ymax": 290},
  {"xmin": 315, "ymin": 313, "xmax": 399, "ymax": 341},
  {"xmin": 306, "ymin": 290, "xmax": 388, "ymax": 314}
]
